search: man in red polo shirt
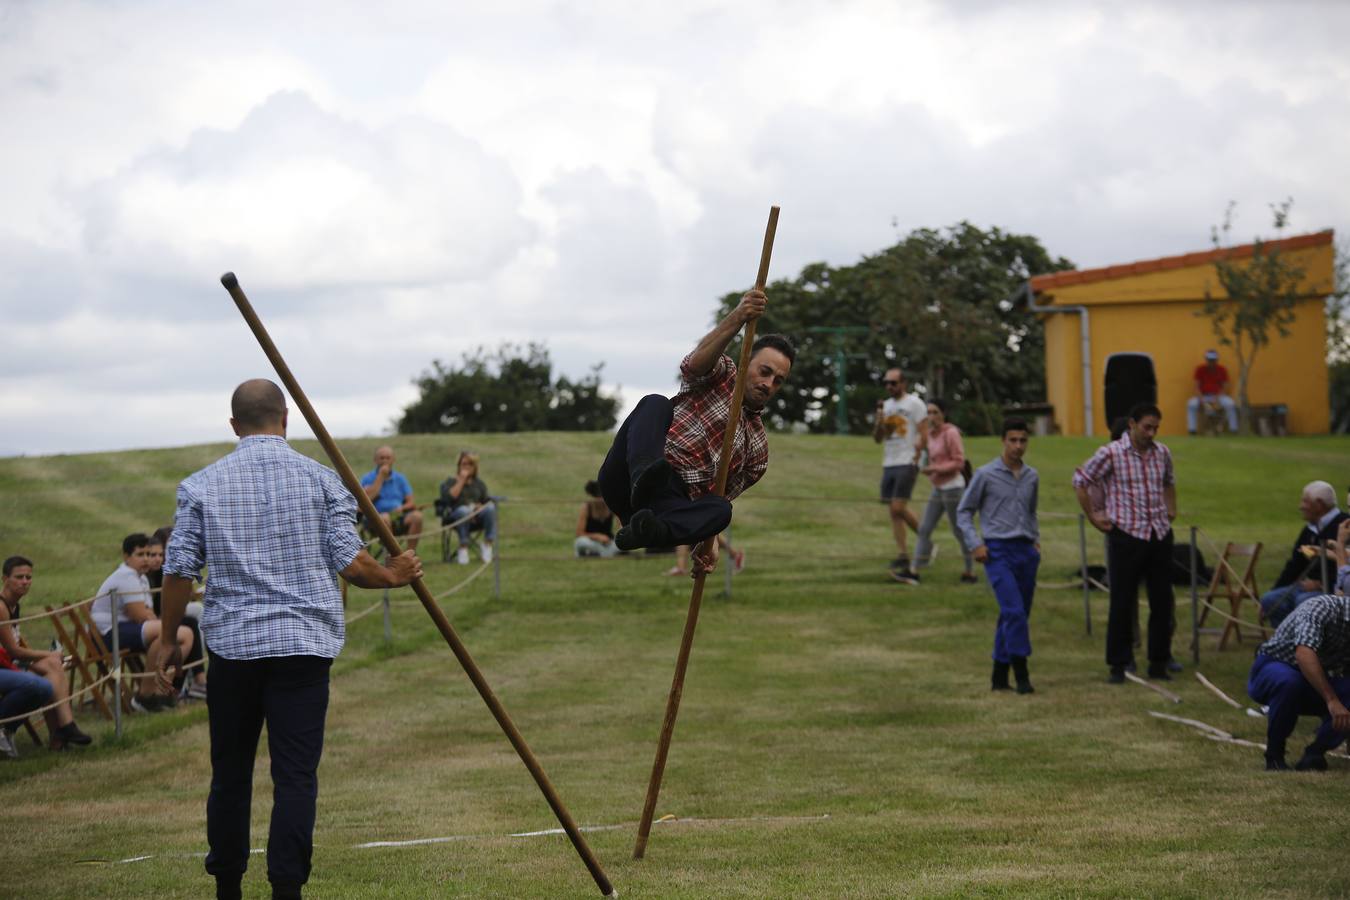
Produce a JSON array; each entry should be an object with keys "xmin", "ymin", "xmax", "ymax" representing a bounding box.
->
[
  {"xmin": 1186, "ymin": 349, "xmax": 1238, "ymax": 433},
  {"xmin": 597, "ymin": 289, "xmax": 794, "ymax": 573}
]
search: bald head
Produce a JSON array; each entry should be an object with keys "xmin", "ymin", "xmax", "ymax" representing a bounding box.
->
[{"xmin": 230, "ymin": 379, "xmax": 287, "ymax": 434}]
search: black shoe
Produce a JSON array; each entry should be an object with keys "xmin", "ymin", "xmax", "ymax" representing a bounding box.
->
[
  {"xmin": 614, "ymin": 509, "xmax": 671, "ymax": 551},
  {"xmin": 57, "ymin": 722, "xmax": 93, "ymax": 746},
  {"xmin": 1166, "ymin": 658, "xmax": 1184, "ymax": 674},
  {"xmin": 130, "ymin": 694, "xmax": 165, "ymax": 714},
  {"xmin": 991, "ymin": 661, "xmax": 1011, "ymax": 691},
  {"xmin": 1265, "ymin": 757, "xmax": 1290, "ymax": 771},
  {"xmin": 216, "ymin": 875, "xmax": 243, "ymax": 900},
  {"xmin": 959, "ymin": 573, "xmax": 978, "ymax": 584},
  {"xmin": 889, "ymin": 556, "xmax": 909, "ymax": 572},
  {"xmin": 889, "ymin": 569, "xmax": 919, "ymax": 585},
  {"xmin": 629, "ymin": 457, "xmax": 672, "ymax": 509},
  {"xmin": 1147, "ymin": 664, "xmax": 1172, "ymax": 681},
  {"xmin": 1295, "ymin": 752, "xmax": 1328, "ymax": 772},
  {"xmin": 1124, "ymin": 661, "xmax": 1137, "ymax": 674},
  {"xmin": 1108, "ymin": 666, "xmax": 1126, "ymax": 684},
  {"xmin": 1011, "ymin": 656, "xmax": 1035, "ymax": 694}
]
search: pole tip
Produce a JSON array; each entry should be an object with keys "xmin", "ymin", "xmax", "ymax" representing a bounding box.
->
[{"xmin": 220, "ymin": 271, "xmax": 238, "ymax": 289}]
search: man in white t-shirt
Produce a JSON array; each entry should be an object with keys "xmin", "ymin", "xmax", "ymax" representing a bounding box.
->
[
  {"xmin": 92, "ymin": 533, "xmax": 195, "ymax": 713},
  {"xmin": 872, "ymin": 367, "xmax": 928, "ymax": 583}
]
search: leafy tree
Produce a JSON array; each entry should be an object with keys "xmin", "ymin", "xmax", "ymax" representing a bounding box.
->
[
  {"xmin": 398, "ymin": 343, "xmax": 619, "ymax": 433},
  {"xmin": 715, "ymin": 222, "xmax": 1072, "ymax": 435},
  {"xmin": 1200, "ymin": 200, "xmax": 1307, "ymax": 433}
]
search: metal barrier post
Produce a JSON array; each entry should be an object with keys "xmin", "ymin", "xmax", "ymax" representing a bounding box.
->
[
  {"xmin": 1078, "ymin": 514, "xmax": 1091, "ymax": 636},
  {"xmin": 493, "ymin": 505, "xmax": 502, "ymax": 599},
  {"xmin": 1190, "ymin": 526, "xmax": 1200, "ymax": 666},
  {"xmin": 111, "ymin": 592, "xmax": 123, "ymax": 739},
  {"xmin": 382, "ymin": 589, "xmax": 392, "ymax": 642},
  {"xmin": 722, "ymin": 527, "xmax": 733, "ymax": 600}
]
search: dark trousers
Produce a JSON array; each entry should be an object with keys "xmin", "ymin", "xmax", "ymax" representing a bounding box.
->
[
  {"xmin": 598, "ymin": 394, "xmax": 732, "ymax": 546},
  {"xmin": 1248, "ymin": 654, "xmax": 1350, "ymax": 762},
  {"xmin": 1105, "ymin": 527, "xmax": 1175, "ymax": 669},
  {"xmin": 986, "ymin": 538, "xmax": 1039, "ymax": 663},
  {"xmin": 205, "ymin": 651, "xmax": 332, "ymax": 890}
]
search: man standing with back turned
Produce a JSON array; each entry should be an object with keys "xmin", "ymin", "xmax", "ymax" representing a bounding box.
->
[
  {"xmin": 157, "ymin": 379, "xmax": 422, "ymax": 900},
  {"xmin": 1073, "ymin": 402, "xmax": 1178, "ymax": 684}
]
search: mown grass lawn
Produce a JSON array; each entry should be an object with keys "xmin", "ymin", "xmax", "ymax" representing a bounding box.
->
[{"xmin": 0, "ymin": 431, "xmax": 1347, "ymax": 898}]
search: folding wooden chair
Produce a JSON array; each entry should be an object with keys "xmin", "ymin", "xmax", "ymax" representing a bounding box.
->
[
  {"xmin": 70, "ymin": 604, "xmax": 144, "ymax": 715},
  {"xmin": 47, "ymin": 605, "xmax": 114, "ymax": 720},
  {"xmin": 1196, "ymin": 541, "xmax": 1265, "ymax": 650}
]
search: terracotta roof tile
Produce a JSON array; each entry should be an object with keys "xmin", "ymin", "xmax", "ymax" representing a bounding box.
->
[{"xmin": 1030, "ymin": 229, "xmax": 1334, "ymax": 293}]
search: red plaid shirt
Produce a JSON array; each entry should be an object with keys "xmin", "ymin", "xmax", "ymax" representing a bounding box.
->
[
  {"xmin": 1073, "ymin": 434, "xmax": 1175, "ymax": 540},
  {"xmin": 665, "ymin": 353, "xmax": 768, "ymax": 501}
]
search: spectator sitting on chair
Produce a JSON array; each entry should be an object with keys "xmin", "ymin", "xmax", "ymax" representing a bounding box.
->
[
  {"xmin": 442, "ymin": 451, "xmax": 496, "ymax": 564},
  {"xmin": 1259, "ymin": 481, "xmax": 1347, "ymax": 627},
  {"xmin": 1246, "ymin": 593, "xmax": 1350, "ymax": 771},
  {"xmin": 575, "ymin": 480, "xmax": 619, "ymax": 558},
  {"xmin": 146, "ymin": 529, "xmax": 207, "ymax": 700},
  {"xmin": 0, "ymin": 555, "xmax": 92, "ymax": 752},
  {"xmin": 92, "ymin": 533, "xmax": 196, "ymax": 713},
  {"xmin": 1186, "ymin": 349, "xmax": 1238, "ymax": 434},
  {"xmin": 360, "ymin": 446, "xmax": 424, "ymax": 551}
]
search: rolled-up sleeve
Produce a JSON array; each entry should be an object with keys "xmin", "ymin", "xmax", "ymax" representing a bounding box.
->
[
  {"xmin": 163, "ymin": 481, "xmax": 206, "ymax": 580},
  {"xmin": 1072, "ymin": 445, "xmax": 1111, "ymax": 489},
  {"xmin": 956, "ymin": 471, "xmax": 985, "ymax": 551},
  {"xmin": 324, "ymin": 472, "xmax": 365, "ymax": 573},
  {"xmin": 679, "ymin": 353, "xmax": 733, "ymax": 391}
]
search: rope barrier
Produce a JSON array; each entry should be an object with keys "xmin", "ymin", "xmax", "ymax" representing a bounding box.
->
[
  {"xmin": 2, "ymin": 586, "xmax": 156, "ymax": 628},
  {"xmin": 0, "ymin": 656, "xmax": 206, "ymax": 728},
  {"xmin": 1196, "ymin": 597, "xmax": 1267, "ymax": 634},
  {"xmin": 362, "ymin": 503, "xmax": 493, "ymax": 550},
  {"xmin": 431, "ymin": 559, "xmax": 491, "ymax": 601},
  {"xmin": 344, "ymin": 600, "xmax": 386, "ymax": 625}
]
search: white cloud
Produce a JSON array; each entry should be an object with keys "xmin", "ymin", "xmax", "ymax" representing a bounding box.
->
[{"xmin": 1, "ymin": 0, "xmax": 1349, "ymax": 455}]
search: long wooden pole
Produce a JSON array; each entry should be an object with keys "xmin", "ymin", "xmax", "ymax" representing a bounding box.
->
[
  {"xmin": 632, "ymin": 206, "xmax": 779, "ymax": 860},
  {"xmin": 220, "ymin": 273, "xmax": 615, "ymax": 898}
]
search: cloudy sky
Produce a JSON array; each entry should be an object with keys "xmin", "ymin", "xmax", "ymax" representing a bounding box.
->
[{"xmin": 3, "ymin": 0, "xmax": 1347, "ymax": 456}]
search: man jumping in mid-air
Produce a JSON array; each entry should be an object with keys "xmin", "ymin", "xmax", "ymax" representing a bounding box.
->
[{"xmin": 599, "ymin": 289, "xmax": 795, "ymax": 573}]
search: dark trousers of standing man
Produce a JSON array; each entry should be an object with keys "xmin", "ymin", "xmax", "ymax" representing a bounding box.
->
[
  {"xmin": 205, "ymin": 651, "xmax": 332, "ymax": 898},
  {"xmin": 1105, "ymin": 528, "xmax": 1175, "ymax": 671},
  {"xmin": 598, "ymin": 394, "xmax": 732, "ymax": 547}
]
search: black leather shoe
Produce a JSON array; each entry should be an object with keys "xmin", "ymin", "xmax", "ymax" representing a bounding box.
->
[
  {"xmin": 991, "ymin": 662, "xmax": 1011, "ymax": 691},
  {"xmin": 1295, "ymin": 752, "xmax": 1328, "ymax": 772},
  {"xmin": 1265, "ymin": 757, "xmax": 1290, "ymax": 771},
  {"xmin": 614, "ymin": 509, "xmax": 671, "ymax": 551},
  {"xmin": 1108, "ymin": 667, "xmax": 1125, "ymax": 684}
]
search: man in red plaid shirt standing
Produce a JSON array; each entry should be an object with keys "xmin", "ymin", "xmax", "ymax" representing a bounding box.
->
[
  {"xmin": 1073, "ymin": 402, "xmax": 1179, "ymax": 684},
  {"xmin": 599, "ymin": 289, "xmax": 794, "ymax": 574}
]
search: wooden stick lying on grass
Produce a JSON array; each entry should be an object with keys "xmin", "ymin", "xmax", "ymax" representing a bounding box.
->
[
  {"xmin": 220, "ymin": 273, "xmax": 615, "ymax": 899},
  {"xmin": 1124, "ymin": 671, "xmax": 1182, "ymax": 704},
  {"xmin": 633, "ymin": 206, "xmax": 779, "ymax": 861}
]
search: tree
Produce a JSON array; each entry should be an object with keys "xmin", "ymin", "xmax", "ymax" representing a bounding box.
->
[
  {"xmin": 714, "ymin": 222, "xmax": 1072, "ymax": 435},
  {"xmin": 1200, "ymin": 200, "xmax": 1307, "ymax": 434},
  {"xmin": 397, "ymin": 343, "xmax": 619, "ymax": 433}
]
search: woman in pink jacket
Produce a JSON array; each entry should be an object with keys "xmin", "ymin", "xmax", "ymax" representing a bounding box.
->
[{"xmin": 915, "ymin": 398, "xmax": 976, "ymax": 583}]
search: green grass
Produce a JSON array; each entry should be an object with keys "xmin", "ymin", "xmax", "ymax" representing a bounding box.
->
[{"xmin": 0, "ymin": 432, "xmax": 1348, "ymax": 898}]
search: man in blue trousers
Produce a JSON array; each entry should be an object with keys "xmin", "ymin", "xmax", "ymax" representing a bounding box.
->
[
  {"xmin": 957, "ymin": 418, "xmax": 1040, "ymax": 694},
  {"xmin": 1247, "ymin": 593, "xmax": 1350, "ymax": 771}
]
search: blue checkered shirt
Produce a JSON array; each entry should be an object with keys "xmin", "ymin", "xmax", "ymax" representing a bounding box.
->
[
  {"xmin": 1256, "ymin": 594, "xmax": 1350, "ymax": 676},
  {"xmin": 163, "ymin": 435, "xmax": 365, "ymax": 660}
]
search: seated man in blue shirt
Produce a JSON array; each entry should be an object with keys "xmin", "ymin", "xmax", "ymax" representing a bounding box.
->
[
  {"xmin": 957, "ymin": 418, "xmax": 1040, "ymax": 695},
  {"xmin": 1247, "ymin": 593, "xmax": 1350, "ymax": 771},
  {"xmin": 359, "ymin": 446, "xmax": 423, "ymax": 551}
]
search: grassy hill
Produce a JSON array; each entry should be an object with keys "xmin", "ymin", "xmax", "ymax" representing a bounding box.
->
[{"xmin": 0, "ymin": 432, "xmax": 1347, "ymax": 898}]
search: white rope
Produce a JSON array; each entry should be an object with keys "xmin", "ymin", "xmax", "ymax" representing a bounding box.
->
[
  {"xmin": 0, "ymin": 670, "xmax": 115, "ymax": 727},
  {"xmin": 363, "ymin": 502, "xmax": 494, "ymax": 550}
]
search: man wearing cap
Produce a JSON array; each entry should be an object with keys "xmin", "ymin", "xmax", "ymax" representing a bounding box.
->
[{"xmin": 1186, "ymin": 349, "xmax": 1238, "ymax": 434}]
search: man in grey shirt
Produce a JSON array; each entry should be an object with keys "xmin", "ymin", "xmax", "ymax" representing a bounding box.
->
[{"xmin": 957, "ymin": 418, "xmax": 1040, "ymax": 694}]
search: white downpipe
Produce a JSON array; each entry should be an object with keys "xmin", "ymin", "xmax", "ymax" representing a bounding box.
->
[{"xmin": 1024, "ymin": 280, "xmax": 1093, "ymax": 436}]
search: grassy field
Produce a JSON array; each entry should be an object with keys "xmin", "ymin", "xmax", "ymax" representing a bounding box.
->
[{"xmin": 0, "ymin": 431, "xmax": 1347, "ymax": 898}]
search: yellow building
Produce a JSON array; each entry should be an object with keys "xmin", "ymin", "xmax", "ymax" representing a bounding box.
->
[{"xmin": 1028, "ymin": 229, "xmax": 1335, "ymax": 437}]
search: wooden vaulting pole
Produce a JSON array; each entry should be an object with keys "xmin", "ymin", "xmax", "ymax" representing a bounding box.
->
[
  {"xmin": 633, "ymin": 206, "xmax": 779, "ymax": 860},
  {"xmin": 220, "ymin": 273, "xmax": 616, "ymax": 898}
]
